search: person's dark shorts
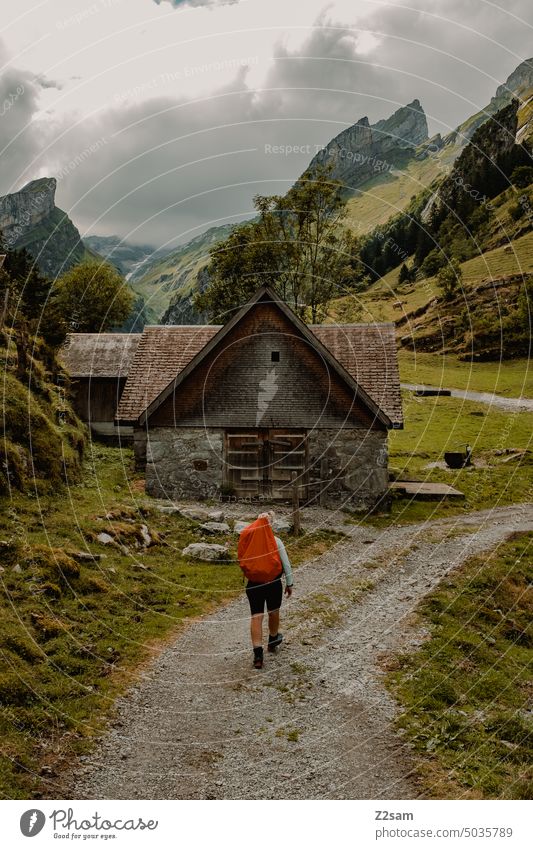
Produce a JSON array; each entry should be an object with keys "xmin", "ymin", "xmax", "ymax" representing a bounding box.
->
[{"xmin": 246, "ymin": 575, "xmax": 283, "ymax": 616}]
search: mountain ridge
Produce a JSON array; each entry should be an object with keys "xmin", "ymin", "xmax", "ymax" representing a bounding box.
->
[{"xmin": 306, "ymin": 98, "xmax": 429, "ymax": 189}]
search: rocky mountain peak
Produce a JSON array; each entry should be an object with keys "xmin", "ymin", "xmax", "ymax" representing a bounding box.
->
[
  {"xmin": 494, "ymin": 57, "xmax": 533, "ymax": 102},
  {"xmin": 0, "ymin": 177, "xmax": 85, "ymax": 277},
  {"xmin": 372, "ymin": 99, "xmax": 428, "ymax": 147},
  {"xmin": 305, "ymin": 99, "xmax": 428, "ymax": 190},
  {"xmin": 0, "ymin": 178, "xmax": 58, "ymax": 246}
]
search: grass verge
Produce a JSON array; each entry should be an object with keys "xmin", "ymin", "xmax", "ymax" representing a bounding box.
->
[{"xmin": 388, "ymin": 531, "xmax": 533, "ymax": 799}]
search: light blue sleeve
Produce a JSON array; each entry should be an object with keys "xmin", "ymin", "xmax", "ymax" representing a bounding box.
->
[{"xmin": 275, "ymin": 536, "xmax": 294, "ymax": 586}]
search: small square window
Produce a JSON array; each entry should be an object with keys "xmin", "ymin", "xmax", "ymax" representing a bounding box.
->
[{"xmin": 271, "ymin": 351, "xmax": 280, "ymax": 362}]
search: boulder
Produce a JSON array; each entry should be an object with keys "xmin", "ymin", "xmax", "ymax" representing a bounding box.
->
[
  {"xmin": 200, "ymin": 522, "xmax": 231, "ymax": 534},
  {"xmin": 96, "ymin": 532, "xmax": 115, "ymax": 546},
  {"xmin": 140, "ymin": 524, "xmax": 152, "ymax": 546},
  {"xmin": 153, "ymin": 505, "xmax": 181, "ymax": 515},
  {"xmin": 179, "ymin": 507, "xmax": 209, "ymax": 521},
  {"xmin": 70, "ymin": 551, "xmax": 105, "ymax": 562},
  {"xmin": 233, "ymin": 521, "xmax": 249, "ymax": 534},
  {"xmin": 207, "ymin": 510, "xmax": 225, "ymax": 522},
  {"xmin": 272, "ymin": 518, "xmax": 292, "ymax": 534},
  {"xmin": 182, "ymin": 543, "xmax": 229, "ymax": 562}
]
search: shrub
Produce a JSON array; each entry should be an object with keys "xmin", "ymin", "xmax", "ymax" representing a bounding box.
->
[
  {"xmin": 437, "ymin": 260, "xmax": 464, "ymax": 302},
  {"xmin": 511, "ymin": 165, "xmax": 533, "ymax": 189}
]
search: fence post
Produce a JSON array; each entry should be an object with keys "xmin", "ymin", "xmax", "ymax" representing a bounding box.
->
[{"xmin": 291, "ymin": 471, "xmax": 301, "ymax": 535}]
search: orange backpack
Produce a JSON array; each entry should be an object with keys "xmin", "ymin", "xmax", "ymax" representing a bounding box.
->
[{"xmin": 237, "ymin": 516, "xmax": 282, "ymax": 583}]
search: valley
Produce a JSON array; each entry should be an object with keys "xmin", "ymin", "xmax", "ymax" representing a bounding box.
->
[{"xmin": 1, "ymin": 46, "xmax": 532, "ymax": 807}]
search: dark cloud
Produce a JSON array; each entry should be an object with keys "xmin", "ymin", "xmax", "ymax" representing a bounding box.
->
[
  {"xmin": 153, "ymin": 0, "xmax": 240, "ymax": 7},
  {"xmin": 1, "ymin": 2, "xmax": 532, "ymax": 250},
  {"xmin": 0, "ymin": 45, "xmax": 49, "ymax": 190},
  {"xmin": 36, "ymin": 76, "xmax": 63, "ymax": 90}
]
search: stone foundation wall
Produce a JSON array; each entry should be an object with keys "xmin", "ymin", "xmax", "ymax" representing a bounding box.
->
[
  {"xmin": 133, "ymin": 428, "xmax": 147, "ymax": 471},
  {"xmin": 145, "ymin": 427, "xmax": 223, "ymax": 500},
  {"xmin": 307, "ymin": 429, "xmax": 388, "ymax": 511},
  {"xmin": 145, "ymin": 426, "xmax": 388, "ymax": 508}
]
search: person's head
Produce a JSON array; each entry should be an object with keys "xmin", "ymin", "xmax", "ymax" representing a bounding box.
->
[{"xmin": 258, "ymin": 510, "xmax": 275, "ymax": 525}]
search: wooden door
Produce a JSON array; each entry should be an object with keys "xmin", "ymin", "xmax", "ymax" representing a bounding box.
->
[
  {"xmin": 268, "ymin": 430, "xmax": 308, "ymax": 501},
  {"xmin": 224, "ymin": 429, "xmax": 308, "ymax": 501},
  {"xmin": 224, "ymin": 432, "xmax": 265, "ymax": 498}
]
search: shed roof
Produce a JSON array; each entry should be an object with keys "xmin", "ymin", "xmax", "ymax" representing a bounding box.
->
[
  {"xmin": 60, "ymin": 333, "xmax": 141, "ymax": 378},
  {"xmin": 116, "ymin": 311, "xmax": 402, "ymax": 427}
]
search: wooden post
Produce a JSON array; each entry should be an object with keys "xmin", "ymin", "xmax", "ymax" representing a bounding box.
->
[
  {"xmin": 319, "ymin": 457, "xmax": 329, "ymax": 507},
  {"xmin": 291, "ymin": 471, "xmax": 301, "ymax": 536}
]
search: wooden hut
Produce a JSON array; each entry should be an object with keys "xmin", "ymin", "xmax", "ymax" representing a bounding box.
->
[
  {"xmin": 60, "ymin": 333, "xmax": 141, "ymax": 438},
  {"xmin": 116, "ymin": 286, "xmax": 403, "ymax": 509}
]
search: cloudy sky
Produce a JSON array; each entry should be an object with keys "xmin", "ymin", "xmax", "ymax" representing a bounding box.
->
[{"xmin": 0, "ymin": 0, "xmax": 531, "ymax": 248}]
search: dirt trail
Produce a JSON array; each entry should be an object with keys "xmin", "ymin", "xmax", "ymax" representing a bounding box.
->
[
  {"xmin": 401, "ymin": 382, "xmax": 533, "ymax": 412},
  {"xmin": 62, "ymin": 503, "xmax": 533, "ymax": 800}
]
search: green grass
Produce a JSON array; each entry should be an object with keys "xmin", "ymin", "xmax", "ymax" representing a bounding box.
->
[
  {"xmin": 0, "ymin": 443, "xmax": 338, "ymax": 799},
  {"xmin": 362, "ymin": 391, "xmax": 533, "ymax": 527},
  {"xmin": 398, "ymin": 351, "xmax": 533, "ymax": 399},
  {"xmin": 389, "ymin": 531, "xmax": 533, "ymax": 799},
  {"xmin": 345, "ymin": 156, "xmax": 443, "ymax": 236},
  {"xmin": 460, "ymin": 232, "xmax": 533, "ymax": 284}
]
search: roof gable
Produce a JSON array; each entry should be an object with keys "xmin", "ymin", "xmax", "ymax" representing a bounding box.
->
[{"xmin": 138, "ymin": 287, "xmax": 394, "ymax": 428}]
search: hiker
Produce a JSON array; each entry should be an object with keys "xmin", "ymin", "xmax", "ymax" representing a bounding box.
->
[{"xmin": 237, "ymin": 511, "xmax": 294, "ymax": 669}]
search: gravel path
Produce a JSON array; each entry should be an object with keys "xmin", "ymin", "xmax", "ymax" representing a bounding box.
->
[
  {"xmin": 62, "ymin": 502, "xmax": 533, "ymax": 800},
  {"xmin": 401, "ymin": 382, "xmax": 533, "ymax": 412}
]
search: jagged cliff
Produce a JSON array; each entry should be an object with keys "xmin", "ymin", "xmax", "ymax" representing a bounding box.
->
[
  {"xmin": 306, "ymin": 99, "xmax": 429, "ymax": 188},
  {"xmin": 0, "ymin": 178, "xmax": 86, "ymax": 278},
  {"xmin": 447, "ymin": 57, "xmax": 533, "ymax": 148}
]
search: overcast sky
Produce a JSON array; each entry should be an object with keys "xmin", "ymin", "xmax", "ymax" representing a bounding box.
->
[{"xmin": 0, "ymin": 0, "xmax": 531, "ymax": 248}]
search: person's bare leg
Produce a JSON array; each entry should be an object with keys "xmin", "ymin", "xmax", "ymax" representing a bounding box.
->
[
  {"xmin": 268, "ymin": 609, "xmax": 280, "ymax": 638},
  {"xmin": 250, "ymin": 613, "xmax": 263, "ymax": 647}
]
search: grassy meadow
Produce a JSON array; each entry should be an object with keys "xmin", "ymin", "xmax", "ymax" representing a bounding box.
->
[
  {"xmin": 398, "ymin": 351, "xmax": 533, "ymax": 399},
  {"xmin": 389, "ymin": 530, "xmax": 533, "ymax": 799},
  {"xmin": 363, "ymin": 389, "xmax": 533, "ymax": 527}
]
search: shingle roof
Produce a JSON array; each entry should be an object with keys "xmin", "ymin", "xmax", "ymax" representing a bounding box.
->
[
  {"xmin": 60, "ymin": 333, "xmax": 141, "ymax": 378},
  {"xmin": 117, "ymin": 319, "xmax": 402, "ymax": 427},
  {"xmin": 311, "ymin": 323, "xmax": 402, "ymax": 426},
  {"xmin": 116, "ymin": 325, "xmax": 221, "ymax": 423}
]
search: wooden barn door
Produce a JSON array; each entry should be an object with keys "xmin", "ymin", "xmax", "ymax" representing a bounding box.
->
[
  {"xmin": 224, "ymin": 429, "xmax": 308, "ymax": 501},
  {"xmin": 268, "ymin": 430, "xmax": 308, "ymax": 501}
]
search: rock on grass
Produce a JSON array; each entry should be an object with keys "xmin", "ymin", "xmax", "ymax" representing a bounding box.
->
[{"xmin": 182, "ymin": 543, "xmax": 229, "ymax": 562}]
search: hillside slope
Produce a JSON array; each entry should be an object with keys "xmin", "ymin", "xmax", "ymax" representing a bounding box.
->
[{"xmin": 131, "ymin": 224, "xmax": 235, "ymax": 324}]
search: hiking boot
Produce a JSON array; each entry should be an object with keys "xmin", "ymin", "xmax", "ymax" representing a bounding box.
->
[
  {"xmin": 253, "ymin": 647, "xmax": 263, "ymax": 669},
  {"xmin": 267, "ymin": 633, "xmax": 283, "ymax": 652}
]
